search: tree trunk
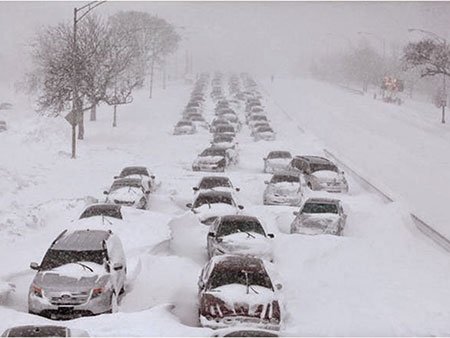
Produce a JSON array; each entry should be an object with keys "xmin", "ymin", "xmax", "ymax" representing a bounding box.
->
[
  {"xmin": 90, "ymin": 104, "xmax": 97, "ymax": 121},
  {"xmin": 149, "ymin": 59, "xmax": 155, "ymax": 99},
  {"xmin": 77, "ymin": 108, "xmax": 84, "ymax": 140},
  {"xmin": 113, "ymin": 105, "xmax": 117, "ymax": 127}
]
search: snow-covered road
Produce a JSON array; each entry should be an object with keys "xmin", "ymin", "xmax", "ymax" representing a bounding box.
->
[{"xmin": 1, "ymin": 77, "xmax": 450, "ymax": 336}]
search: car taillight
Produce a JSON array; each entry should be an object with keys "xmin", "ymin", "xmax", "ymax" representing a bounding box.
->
[
  {"xmin": 91, "ymin": 286, "xmax": 105, "ymax": 298},
  {"xmin": 31, "ymin": 285, "xmax": 42, "ymax": 298}
]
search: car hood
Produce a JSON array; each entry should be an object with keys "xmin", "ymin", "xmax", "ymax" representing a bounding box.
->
[
  {"xmin": 34, "ymin": 262, "xmax": 108, "ymax": 292},
  {"xmin": 108, "ymin": 187, "xmax": 142, "ymax": 203},
  {"xmin": 297, "ymin": 213, "xmax": 340, "ymax": 230},
  {"xmin": 267, "ymin": 182, "xmax": 300, "ymax": 195},
  {"xmin": 265, "ymin": 158, "xmax": 291, "ymax": 167},
  {"xmin": 195, "ymin": 156, "xmax": 225, "ymax": 164},
  {"xmin": 216, "ymin": 233, "xmax": 272, "ymax": 257}
]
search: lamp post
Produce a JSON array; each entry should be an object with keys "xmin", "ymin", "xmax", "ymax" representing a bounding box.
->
[
  {"xmin": 408, "ymin": 28, "xmax": 447, "ymax": 124},
  {"xmin": 70, "ymin": 1, "xmax": 106, "ymax": 159}
]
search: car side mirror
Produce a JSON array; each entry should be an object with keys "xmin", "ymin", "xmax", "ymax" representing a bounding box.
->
[
  {"xmin": 30, "ymin": 262, "xmax": 39, "ymax": 270},
  {"xmin": 151, "ymin": 175, "xmax": 155, "ymax": 179},
  {"xmin": 193, "ymin": 187, "xmax": 199, "ymax": 191},
  {"xmin": 341, "ymin": 171, "xmax": 345, "ymax": 175},
  {"xmin": 267, "ymin": 233, "xmax": 275, "ymax": 239},
  {"xmin": 103, "ymin": 191, "xmax": 109, "ymax": 195},
  {"xmin": 198, "ymin": 280, "xmax": 205, "ymax": 289},
  {"xmin": 145, "ymin": 190, "xmax": 150, "ymax": 194},
  {"xmin": 208, "ymin": 232, "xmax": 215, "ymax": 237},
  {"xmin": 113, "ymin": 263, "xmax": 123, "ymax": 271},
  {"xmin": 264, "ymin": 181, "xmax": 269, "ymax": 184},
  {"xmin": 235, "ymin": 187, "xmax": 240, "ymax": 192},
  {"xmin": 186, "ymin": 203, "xmax": 193, "ymax": 209},
  {"xmin": 113, "ymin": 176, "xmax": 119, "ymax": 179},
  {"xmin": 238, "ymin": 205, "xmax": 244, "ymax": 210},
  {"xmin": 275, "ymin": 283, "xmax": 282, "ymax": 291},
  {"xmin": 293, "ymin": 211, "xmax": 299, "ymax": 216},
  {"xmin": 263, "ymin": 157, "xmax": 267, "ymax": 161}
]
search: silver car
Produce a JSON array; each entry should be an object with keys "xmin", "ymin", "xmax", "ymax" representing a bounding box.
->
[
  {"xmin": 28, "ymin": 229, "xmax": 127, "ymax": 320},
  {"xmin": 290, "ymin": 198, "xmax": 347, "ymax": 236},
  {"xmin": 263, "ymin": 151, "xmax": 292, "ymax": 173},
  {"xmin": 263, "ymin": 172, "xmax": 302, "ymax": 206},
  {"xmin": 173, "ymin": 120, "xmax": 196, "ymax": 135},
  {"xmin": 104, "ymin": 178, "xmax": 150, "ymax": 209}
]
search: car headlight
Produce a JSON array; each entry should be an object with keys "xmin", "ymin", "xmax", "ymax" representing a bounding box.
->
[
  {"xmin": 31, "ymin": 284, "xmax": 43, "ymax": 298},
  {"xmin": 91, "ymin": 286, "xmax": 108, "ymax": 299}
]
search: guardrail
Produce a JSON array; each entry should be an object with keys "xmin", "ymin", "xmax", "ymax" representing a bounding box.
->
[{"xmin": 324, "ymin": 148, "xmax": 450, "ymax": 253}]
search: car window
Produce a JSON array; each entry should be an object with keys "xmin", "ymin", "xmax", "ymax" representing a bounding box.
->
[
  {"xmin": 301, "ymin": 203, "xmax": 338, "ymax": 214},
  {"xmin": 79, "ymin": 206, "xmax": 123, "ymax": 220},
  {"xmin": 216, "ymin": 219, "xmax": 266, "ymax": 237},
  {"xmin": 40, "ymin": 249, "xmax": 107, "ymax": 270},
  {"xmin": 270, "ymin": 175, "xmax": 299, "ymax": 184},
  {"xmin": 199, "ymin": 178, "xmax": 231, "ymax": 189},
  {"xmin": 193, "ymin": 194, "xmax": 233, "ymax": 208},
  {"xmin": 207, "ymin": 265, "xmax": 273, "ymax": 290}
]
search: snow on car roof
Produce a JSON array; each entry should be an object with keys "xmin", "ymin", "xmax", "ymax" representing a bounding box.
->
[
  {"xmin": 52, "ymin": 229, "xmax": 111, "ymax": 251},
  {"xmin": 297, "ymin": 155, "xmax": 333, "ymax": 164},
  {"xmin": 305, "ymin": 197, "xmax": 341, "ymax": 205}
]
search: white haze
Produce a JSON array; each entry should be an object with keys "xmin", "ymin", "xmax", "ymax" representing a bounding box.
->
[{"xmin": 2, "ymin": 1, "xmax": 450, "ymax": 87}]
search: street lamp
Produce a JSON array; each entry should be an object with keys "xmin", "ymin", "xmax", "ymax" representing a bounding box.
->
[
  {"xmin": 69, "ymin": 1, "xmax": 106, "ymax": 159},
  {"xmin": 408, "ymin": 28, "xmax": 447, "ymax": 123}
]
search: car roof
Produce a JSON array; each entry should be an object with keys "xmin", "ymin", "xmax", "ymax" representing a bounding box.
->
[
  {"xmin": 52, "ymin": 229, "xmax": 111, "ymax": 251},
  {"xmin": 304, "ymin": 197, "xmax": 341, "ymax": 205}
]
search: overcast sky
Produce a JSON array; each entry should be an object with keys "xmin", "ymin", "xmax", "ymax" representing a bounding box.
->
[{"xmin": 1, "ymin": 1, "xmax": 450, "ymax": 88}]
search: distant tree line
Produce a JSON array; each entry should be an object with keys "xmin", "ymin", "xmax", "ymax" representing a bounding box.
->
[{"xmin": 21, "ymin": 10, "xmax": 180, "ymax": 139}]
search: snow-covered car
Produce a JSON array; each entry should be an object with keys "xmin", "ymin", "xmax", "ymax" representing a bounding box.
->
[
  {"xmin": 211, "ymin": 135, "xmax": 239, "ymax": 164},
  {"xmin": 28, "ymin": 229, "xmax": 126, "ymax": 320},
  {"xmin": 104, "ymin": 178, "xmax": 150, "ymax": 209},
  {"xmin": 248, "ymin": 115, "xmax": 269, "ymax": 129},
  {"xmin": 219, "ymin": 113, "xmax": 241, "ymax": 132},
  {"xmin": 211, "ymin": 328, "xmax": 279, "ymax": 337},
  {"xmin": 290, "ymin": 198, "xmax": 347, "ymax": 236},
  {"xmin": 113, "ymin": 166, "xmax": 156, "ymax": 192},
  {"xmin": 192, "ymin": 147, "xmax": 230, "ymax": 172},
  {"xmin": 198, "ymin": 255, "xmax": 282, "ymax": 330},
  {"xmin": 0, "ymin": 121, "xmax": 6, "ymax": 132},
  {"xmin": 250, "ymin": 122, "xmax": 271, "ymax": 136},
  {"xmin": 174, "ymin": 120, "xmax": 196, "ymax": 135},
  {"xmin": 254, "ymin": 126, "xmax": 276, "ymax": 141},
  {"xmin": 288, "ymin": 156, "xmax": 348, "ymax": 193},
  {"xmin": 193, "ymin": 176, "xmax": 240, "ymax": 194},
  {"xmin": 211, "ymin": 119, "xmax": 232, "ymax": 134},
  {"xmin": 263, "ymin": 151, "xmax": 292, "ymax": 173},
  {"xmin": 263, "ymin": 172, "xmax": 302, "ymax": 206},
  {"xmin": 187, "ymin": 191, "xmax": 244, "ymax": 225},
  {"xmin": 188, "ymin": 115, "xmax": 209, "ymax": 130},
  {"xmin": 1, "ymin": 325, "xmax": 89, "ymax": 337},
  {"xmin": 207, "ymin": 215, "xmax": 274, "ymax": 261},
  {"xmin": 214, "ymin": 125, "xmax": 236, "ymax": 138}
]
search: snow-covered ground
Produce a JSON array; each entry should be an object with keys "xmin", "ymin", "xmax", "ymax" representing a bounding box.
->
[{"xmin": 1, "ymin": 77, "xmax": 450, "ymax": 336}]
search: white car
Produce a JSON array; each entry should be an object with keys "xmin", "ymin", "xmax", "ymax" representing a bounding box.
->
[
  {"xmin": 192, "ymin": 147, "xmax": 230, "ymax": 172},
  {"xmin": 290, "ymin": 198, "xmax": 347, "ymax": 236},
  {"xmin": 113, "ymin": 166, "xmax": 156, "ymax": 192},
  {"xmin": 104, "ymin": 178, "xmax": 150, "ymax": 209},
  {"xmin": 174, "ymin": 120, "xmax": 196, "ymax": 135},
  {"xmin": 263, "ymin": 172, "xmax": 302, "ymax": 206},
  {"xmin": 254, "ymin": 126, "xmax": 275, "ymax": 141},
  {"xmin": 263, "ymin": 151, "xmax": 292, "ymax": 173},
  {"xmin": 207, "ymin": 215, "xmax": 274, "ymax": 261},
  {"xmin": 187, "ymin": 191, "xmax": 244, "ymax": 225},
  {"xmin": 198, "ymin": 255, "xmax": 282, "ymax": 330}
]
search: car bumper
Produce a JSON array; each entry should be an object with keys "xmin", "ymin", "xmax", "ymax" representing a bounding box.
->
[
  {"xmin": 28, "ymin": 290, "xmax": 113, "ymax": 320},
  {"xmin": 200, "ymin": 315, "xmax": 280, "ymax": 331},
  {"xmin": 291, "ymin": 227, "xmax": 340, "ymax": 236}
]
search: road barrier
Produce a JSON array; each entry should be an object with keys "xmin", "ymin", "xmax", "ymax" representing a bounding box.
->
[{"xmin": 324, "ymin": 148, "xmax": 450, "ymax": 253}]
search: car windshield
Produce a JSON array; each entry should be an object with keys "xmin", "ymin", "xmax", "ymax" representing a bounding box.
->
[
  {"xmin": 257, "ymin": 126, "xmax": 273, "ymax": 132},
  {"xmin": 270, "ymin": 175, "xmax": 299, "ymax": 184},
  {"xmin": 79, "ymin": 206, "xmax": 122, "ymax": 219},
  {"xmin": 309, "ymin": 163, "xmax": 338, "ymax": 173},
  {"xmin": 216, "ymin": 126, "xmax": 234, "ymax": 133},
  {"xmin": 40, "ymin": 249, "xmax": 107, "ymax": 271},
  {"xmin": 208, "ymin": 265, "xmax": 273, "ymax": 290},
  {"xmin": 193, "ymin": 194, "xmax": 233, "ymax": 208},
  {"xmin": 251, "ymin": 115, "xmax": 267, "ymax": 121},
  {"xmin": 177, "ymin": 121, "xmax": 192, "ymax": 127},
  {"xmin": 268, "ymin": 151, "xmax": 291, "ymax": 159},
  {"xmin": 110, "ymin": 181, "xmax": 142, "ymax": 192},
  {"xmin": 199, "ymin": 177, "xmax": 231, "ymax": 189},
  {"xmin": 302, "ymin": 202, "xmax": 338, "ymax": 214},
  {"xmin": 200, "ymin": 148, "xmax": 226, "ymax": 157},
  {"xmin": 214, "ymin": 135, "xmax": 233, "ymax": 143},
  {"xmin": 217, "ymin": 219, "xmax": 266, "ymax": 237},
  {"xmin": 120, "ymin": 168, "xmax": 149, "ymax": 177},
  {"xmin": 7, "ymin": 327, "xmax": 68, "ymax": 337}
]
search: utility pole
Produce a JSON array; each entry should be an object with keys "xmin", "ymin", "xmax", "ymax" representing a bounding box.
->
[{"xmin": 69, "ymin": 1, "xmax": 106, "ymax": 159}]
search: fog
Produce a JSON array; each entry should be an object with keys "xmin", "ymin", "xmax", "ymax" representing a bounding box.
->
[{"xmin": 2, "ymin": 1, "xmax": 450, "ymax": 86}]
